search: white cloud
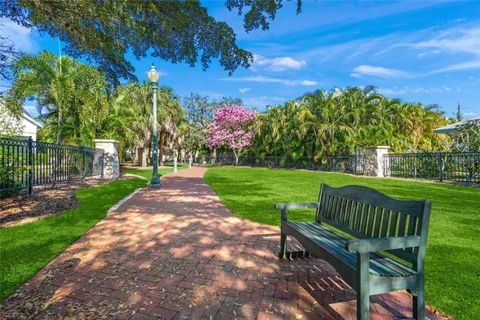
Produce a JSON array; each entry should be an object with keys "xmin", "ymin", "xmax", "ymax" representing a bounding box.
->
[
  {"xmin": 415, "ymin": 26, "xmax": 480, "ymax": 56},
  {"xmin": 300, "ymin": 80, "xmax": 318, "ymax": 86},
  {"xmin": 431, "ymin": 59, "xmax": 480, "ymax": 73},
  {"xmin": 351, "ymin": 65, "xmax": 413, "ymax": 79},
  {"xmin": 0, "ymin": 18, "xmax": 35, "ymax": 52},
  {"xmin": 253, "ymin": 55, "xmax": 306, "ymax": 71},
  {"xmin": 221, "ymin": 75, "xmax": 318, "ymax": 86},
  {"xmin": 238, "ymin": 87, "xmax": 251, "ymax": 94},
  {"xmin": 378, "ymin": 86, "xmax": 462, "ymax": 96}
]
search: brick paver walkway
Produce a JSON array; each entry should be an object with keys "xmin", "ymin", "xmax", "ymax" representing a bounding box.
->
[{"xmin": 1, "ymin": 167, "xmax": 448, "ymax": 320}]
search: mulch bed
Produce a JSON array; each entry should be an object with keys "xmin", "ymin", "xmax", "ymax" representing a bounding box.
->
[{"xmin": 1, "ymin": 179, "xmax": 109, "ymax": 228}]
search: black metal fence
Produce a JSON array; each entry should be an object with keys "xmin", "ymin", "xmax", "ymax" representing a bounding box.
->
[
  {"xmin": 204, "ymin": 151, "xmax": 479, "ymax": 183},
  {"xmin": 385, "ymin": 152, "xmax": 480, "ymax": 183},
  {"xmin": 203, "ymin": 153, "xmax": 366, "ymax": 174},
  {"xmin": 0, "ymin": 137, "xmax": 104, "ymax": 194}
]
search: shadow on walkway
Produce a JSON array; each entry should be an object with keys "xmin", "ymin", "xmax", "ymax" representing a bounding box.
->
[{"xmin": 0, "ymin": 168, "xmax": 447, "ymax": 320}]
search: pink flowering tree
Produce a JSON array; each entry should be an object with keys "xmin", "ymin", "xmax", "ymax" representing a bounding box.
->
[{"xmin": 208, "ymin": 105, "xmax": 256, "ymax": 166}]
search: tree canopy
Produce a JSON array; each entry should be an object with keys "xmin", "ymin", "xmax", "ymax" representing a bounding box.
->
[
  {"xmin": 250, "ymin": 87, "xmax": 450, "ymax": 162},
  {"xmin": 8, "ymin": 51, "xmax": 109, "ymax": 144},
  {"xmin": 208, "ymin": 105, "xmax": 256, "ymax": 165},
  {"xmin": 451, "ymin": 119, "xmax": 480, "ymax": 152},
  {"xmin": 105, "ymin": 82, "xmax": 185, "ymax": 165},
  {"xmin": 1, "ymin": 0, "xmax": 301, "ymax": 84}
]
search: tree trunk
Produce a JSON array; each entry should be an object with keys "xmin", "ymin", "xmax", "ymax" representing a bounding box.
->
[
  {"xmin": 140, "ymin": 148, "xmax": 148, "ymax": 167},
  {"xmin": 233, "ymin": 149, "xmax": 239, "ymax": 166},
  {"xmin": 56, "ymin": 110, "xmax": 62, "ymax": 144},
  {"xmin": 136, "ymin": 148, "xmax": 142, "ymax": 166}
]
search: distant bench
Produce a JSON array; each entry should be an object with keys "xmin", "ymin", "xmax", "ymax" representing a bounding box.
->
[{"xmin": 275, "ymin": 183, "xmax": 431, "ymax": 320}]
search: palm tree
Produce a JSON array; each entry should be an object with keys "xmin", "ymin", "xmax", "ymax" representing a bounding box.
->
[
  {"xmin": 8, "ymin": 51, "xmax": 108, "ymax": 145},
  {"xmin": 250, "ymin": 86, "xmax": 448, "ymax": 162},
  {"xmin": 108, "ymin": 82, "xmax": 185, "ymax": 166}
]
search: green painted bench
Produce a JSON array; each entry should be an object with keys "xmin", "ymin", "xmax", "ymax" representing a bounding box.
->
[{"xmin": 275, "ymin": 183, "xmax": 431, "ymax": 320}]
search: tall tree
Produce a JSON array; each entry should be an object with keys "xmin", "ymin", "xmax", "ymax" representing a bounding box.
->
[
  {"xmin": 208, "ymin": 105, "xmax": 256, "ymax": 166},
  {"xmin": 182, "ymin": 94, "xmax": 236, "ymax": 158},
  {"xmin": 249, "ymin": 86, "xmax": 450, "ymax": 162},
  {"xmin": 0, "ymin": 1, "xmax": 300, "ymax": 84},
  {"xmin": 107, "ymin": 82, "xmax": 185, "ymax": 166},
  {"xmin": 8, "ymin": 51, "xmax": 108, "ymax": 145}
]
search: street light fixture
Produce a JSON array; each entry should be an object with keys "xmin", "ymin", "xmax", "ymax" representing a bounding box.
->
[{"xmin": 148, "ymin": 64, "xmax": 161, "ymax": 188}]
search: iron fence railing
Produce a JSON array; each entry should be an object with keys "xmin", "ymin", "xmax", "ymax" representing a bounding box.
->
[
  {"xmin": 203, "ymin": 153, "xmax": 366, "ymax": 174},
  {"xmin": 0, "ymin": 137, "xmax": 104, "ymax": 194},
  {"xmin": 384, "ymin": 152, "xmax": 480, "ymax": 183},
  {"xmin": 203, "ymin": 151, "xmax": 479, "ymax": 183}
]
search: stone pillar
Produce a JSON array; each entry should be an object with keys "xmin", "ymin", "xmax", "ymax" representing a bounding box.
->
[
  {"xmin": 364, "ymin": 146, "xmax": 390, "ymax": 177},
  {"xmin": 94, "ymin": 139, "xmax": 120, "ymax": 179},
  {"xmin": 188, "ymin": 157, "xmax": 193, "ymax": 169}
]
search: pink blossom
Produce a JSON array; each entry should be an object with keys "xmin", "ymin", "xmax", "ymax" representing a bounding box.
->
[{"xmin": 208, "ymin": 105, "xmax": 256, "ymax": 153}]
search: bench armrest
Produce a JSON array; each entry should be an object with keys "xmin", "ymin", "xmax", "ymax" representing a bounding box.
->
[
  {"xmin": 345, "ymin": 235, "xmax": 421, "ymax": 253},
  {"xmin": 274, "ymin": 202, "xmax": 319, "ymax": 221}
]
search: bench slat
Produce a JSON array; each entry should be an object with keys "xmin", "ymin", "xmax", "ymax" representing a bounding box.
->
[
  {"xmin": 286, "ymin": 221, "xmax": 415, "ymax": 278},
  {"xmin": 373, "ymin": 207, "xmax": 382, "ymax": 238}
]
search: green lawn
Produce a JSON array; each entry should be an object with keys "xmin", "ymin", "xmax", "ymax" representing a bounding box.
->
[
  {"xmin": 123, "ymin": 165, "xmax": 185, "ymax": 180},
  {"xmin": 0, "ymin": 178, "xmax": 146, "ymax": 301},
  {"xmin": 204, "ymin": 167, "xmax": 480, "ymax": 320}
]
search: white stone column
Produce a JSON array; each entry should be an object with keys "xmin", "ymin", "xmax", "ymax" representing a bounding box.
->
[
  {"xmin": 94, "ymin": 139, "xmax": 120, "ymax": 179},
  {"xmin": 364, "ymin": 146, "xmax": 390, "ymax": 177}
]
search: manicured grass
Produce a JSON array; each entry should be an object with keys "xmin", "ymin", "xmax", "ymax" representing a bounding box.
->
[
  {"xmin": 0, "ymin": 178, "xmax": 146, "ymax": 301},
  {"xmin": 204, "ymin": 167, "xmax": 480, "ymax": 320},
  {"xmin": 123, "ymin": 165, "xmax": 185, "ymax": 180}
]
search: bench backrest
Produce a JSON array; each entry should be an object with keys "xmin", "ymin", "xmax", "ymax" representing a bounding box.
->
[{"xmin": 316, "ymin": 183, "xmax": 431, "ymax": 265}]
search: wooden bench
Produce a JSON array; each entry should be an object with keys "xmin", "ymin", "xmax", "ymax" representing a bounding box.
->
[{"xmin": 275, "ymin": 183, "xmax": 431, "ymax": 320}]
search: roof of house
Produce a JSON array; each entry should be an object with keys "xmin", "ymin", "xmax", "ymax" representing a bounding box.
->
[
  {"xmin": 434, "ymin": 118, "xmax": 480, "ymax": 134},
  {"xmin": 21, "ymin": 112, "xmax": 44, "ymax": 128},
  {"xmin": 0, "ymin": 99, "xmax": 43, "ymax": 128}
]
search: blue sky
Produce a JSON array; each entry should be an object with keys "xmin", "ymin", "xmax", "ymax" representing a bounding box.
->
[{"xmin": 1, "ymin": 1, "xmax": 479, "ymax": 119}]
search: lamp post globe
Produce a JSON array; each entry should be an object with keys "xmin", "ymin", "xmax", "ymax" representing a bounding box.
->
[{"xmin": 148, "ymin": 64, "xmax": 161, "ymax": 188}]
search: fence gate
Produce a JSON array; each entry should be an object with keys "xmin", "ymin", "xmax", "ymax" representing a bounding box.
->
[{"xmin": 0, "ymin": 137, "xmax": 104, "ymax": 195}]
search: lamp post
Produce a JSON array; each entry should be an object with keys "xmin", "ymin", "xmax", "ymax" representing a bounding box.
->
[{"xmin": 148, "ymin": 64, "xmax": 161, "ymax": 188}]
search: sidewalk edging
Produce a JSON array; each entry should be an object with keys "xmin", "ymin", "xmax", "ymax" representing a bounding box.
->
[{"xmin": 107, "ymin": 187, "xmax": 143, "ymax": 215}]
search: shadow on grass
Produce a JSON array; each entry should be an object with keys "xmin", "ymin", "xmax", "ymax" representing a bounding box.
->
[{"xmin": 0, "ymin": 173, "xmax": 442, "ymax": 320}]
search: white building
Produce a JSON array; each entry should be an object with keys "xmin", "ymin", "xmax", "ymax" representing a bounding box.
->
[
  {"xmin": 434, "ymin": 118, "xmax": 480, "ymax": 134},
  {"xmin": 18, "ymin": 112, "xmax": 44, "ymax": 140},
  {"xmin": 0, "ymin": 102, "xmax": 44, "ymax": 140}
]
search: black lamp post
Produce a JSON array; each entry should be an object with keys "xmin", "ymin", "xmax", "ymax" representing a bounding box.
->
[{"xmin": 147, "ymin": 64, "xmax": 161, "ymax": 188}]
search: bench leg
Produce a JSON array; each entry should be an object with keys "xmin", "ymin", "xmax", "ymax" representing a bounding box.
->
[
  {"xmin": 279, "ymin": 232, "xmax": 287, "ymax": 259},
  {"xmin": 357, "ymin": 252, "xmax": 370, "ymax": 320},
  {"xmin": 413, "ymin": 272, "xmax": 426, "ymax": 320}
]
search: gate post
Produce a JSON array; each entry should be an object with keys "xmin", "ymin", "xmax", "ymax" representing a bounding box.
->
[
  {"xmin": 93, "ymin": 139, "xmax": 119, "ymax": 180},
  {"xmin": 27, "ymin": 137, "xmax": 33, "ymax": 195},
  {"xmin": 364, "ymin": 146, "xmax": 390, "ymax": 177}
]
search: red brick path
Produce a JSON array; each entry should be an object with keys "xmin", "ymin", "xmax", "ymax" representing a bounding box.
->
[{"xmin": 1, "ymin": 168, "xmax": 447, "ymax": 319}]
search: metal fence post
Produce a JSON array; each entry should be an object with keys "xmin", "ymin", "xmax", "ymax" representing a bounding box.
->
[
  {"xmin": 27, "ymin": 137, "xmax": 33, "ymax": 195},
  {"xmin": 82, "ymin": 146, "xmax": 86, "ymax": 179},
  {"xmin": 438, "ymin": 153, "xmax": 444, "ymax": 182}
]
